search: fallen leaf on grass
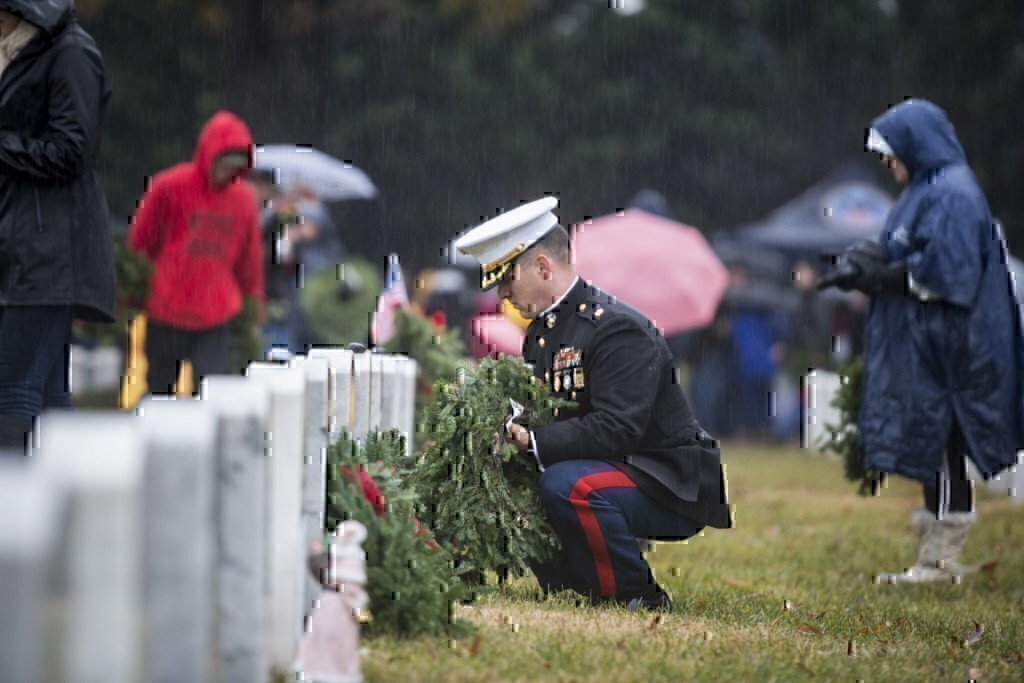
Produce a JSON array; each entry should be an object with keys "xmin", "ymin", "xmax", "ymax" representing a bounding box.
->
[
  {"xmin": 468, "ymin": 635, "xmax": 482, "ymax": 657},
  {"xmin": 980, "ymin": 560, "xmax": 998, "ymax": 584},
  {"xmin": 798, "ymin": 623, "xmax": 824, "ymax": 636},
  {"xmin": 855, "ymin": 624, "xmax": 891, "ymax": 636},
  {"xmin": 647, "ymin": 615, "xmax": 663, "ymax": 631},
  {"xmin": 962, "ymin": 621, "xmax": 985, "ymax": 648}
]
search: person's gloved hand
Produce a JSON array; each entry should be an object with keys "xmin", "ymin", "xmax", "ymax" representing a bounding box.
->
[{"xmin": 817, "ymin": 240, "xmax": 906, "ymax": 294}]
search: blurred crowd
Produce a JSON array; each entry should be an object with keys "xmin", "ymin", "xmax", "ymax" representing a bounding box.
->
[{"xmin": 679, "ymin": 258, "xmax": 864, "ymax": 442}]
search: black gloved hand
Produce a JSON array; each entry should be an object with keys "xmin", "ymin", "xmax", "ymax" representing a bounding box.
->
[
  {"xmin": 815, "ymin": 260, "xmax": 861, "ymax": 291},
  {"xmin": 817, "ymin": 240, "xmax": 906, "ymax": 295}
]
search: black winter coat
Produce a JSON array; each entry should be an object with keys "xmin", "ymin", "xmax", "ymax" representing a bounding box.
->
[
  {"xmin": 0, "ymin": 0, "xmax": 115, "ymax": 321},
  {"xmin": 524, "ymin": 279, "xmax": 732, "ymax": 529}
]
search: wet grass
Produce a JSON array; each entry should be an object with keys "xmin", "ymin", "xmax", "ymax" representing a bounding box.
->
[{"xmin": 361, "ymin": 442, "xmax": 1024, "ymax": 682}]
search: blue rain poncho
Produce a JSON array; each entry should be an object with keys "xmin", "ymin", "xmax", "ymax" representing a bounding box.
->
[{"xmin": 858, "ymin": 99, "xmax": 1024, "ymax": 482}]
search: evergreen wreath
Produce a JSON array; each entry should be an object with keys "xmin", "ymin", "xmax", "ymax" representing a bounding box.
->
[
  {"xmin": 822, "ymin": 356, "xmax": 884, "ymax": 495},
  {"xmin": 325, "ymin": 429, "xmax": 474, "ymax": 638},
  {"xmin": 398, "ymin": 355, "xmax": 574, "ymax": 581},
  {"xmin": 301, "ymin": 257, "xmax": 380, "ymax": 346},
  {"xmin": 383, "ymin": 305, "xmax": 463, "ymax": 391}
]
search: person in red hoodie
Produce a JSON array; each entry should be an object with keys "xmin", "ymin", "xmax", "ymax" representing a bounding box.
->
[{"xmin": 129, "ymin": 110, "xmax": 264, "ymax": 394}]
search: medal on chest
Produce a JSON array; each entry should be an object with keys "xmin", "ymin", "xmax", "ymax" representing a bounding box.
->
[{"xmin": 549, "ymin": 346, "xmax": 584, "ymax": 393}]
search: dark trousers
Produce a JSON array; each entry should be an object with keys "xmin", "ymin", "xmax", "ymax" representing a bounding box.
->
[
  {"xmin": 0, "ymin": 306, "xmax": 72, "ymax": 453},
  {"xmin": 145, "ymin": 319, "xmax": 229, "ymax": 395},
  {"xmin": 532, "ymin": 460, "xmax": 703, "ymax": 600},
  {"xmin": 0, "ymin": 306, "xmax": 73, "ymax": 419},
  {"xmin": 922, "ymin": 421, "xmax": 974, "ymax": 515}
]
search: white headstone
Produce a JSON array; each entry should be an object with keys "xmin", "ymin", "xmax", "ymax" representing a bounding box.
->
[
  {"xmin": 34, "ymin": 413, "xmax": 145, "ymax": 683},
  {"xmin": 968, "ymin": 454, "xmax": 1024, "ymax": 503},
  {"xmin": 289, "ymin": 356, "xmax": 331, "ymax": 613},
  {"xmin": 245, "ymin": 363, "xmax": 308, "ymax": 672},
  {"xmin": 70, "ymin": 345, "xmax": 124, "ymax": 394},
  {"xmin": 200, "ymin": 376, "xmax": 270, "ymax": 683},
  {"xmin": 308, "ymin": 348, "xmax": 354, "ymax": 445},
  {"xmin": 350, "ymin": 350, "xmax": 371, "ymax": 440},
  {"xmin": 399, "ymin": 357, "xmax": 419, "ymax": 455},
  {"xmin": 0, "ymin": 463, "xmax": 63, "ymax": 683},
  {"xmin": 135, "ymin": 398, "xmax": 217, "ymax": 683},
  {"xmin": 378, "ymin": 355, "xmax": 402, "ymax": 433},
  {"xmin": 369, "ymin": 354, "xmax": 384, "ymax": 431},
  {"xmin": 803, "ymin": 370, "xmax": 843, "ymax": 452}
]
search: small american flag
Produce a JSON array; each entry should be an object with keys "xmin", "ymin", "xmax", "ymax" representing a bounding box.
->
[{"xmin": 370, "ymin": 253, "xmax": 409, "ymax": 345}]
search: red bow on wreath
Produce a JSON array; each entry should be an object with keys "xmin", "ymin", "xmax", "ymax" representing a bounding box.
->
[{"xmin": 340, "ymin": 464, "xmax": 437, "ymax": 549}]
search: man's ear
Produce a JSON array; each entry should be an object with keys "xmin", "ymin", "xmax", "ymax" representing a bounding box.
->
[{"xmin": 535, "ymin": 253, "xmax": 553, "ymax": 280}]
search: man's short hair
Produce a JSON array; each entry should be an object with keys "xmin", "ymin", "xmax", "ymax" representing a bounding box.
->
[{"xmin": 525, "ymin": 224, "xmax": 570, "ymax": 263}]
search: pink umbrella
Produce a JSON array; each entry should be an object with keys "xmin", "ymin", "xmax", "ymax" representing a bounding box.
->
[
  {"xmin": 469, "ymin": 313, "xmax": 525, "ymax": 359},
  {"xmin": 572, "ymin": 209, "xmax": 728, "ymax": 334}
]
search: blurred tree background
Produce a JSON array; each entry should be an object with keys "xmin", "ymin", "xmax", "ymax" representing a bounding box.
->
[{"xmin": 76, "ymin": 0, "xmax": 1024, "ymax": 275}]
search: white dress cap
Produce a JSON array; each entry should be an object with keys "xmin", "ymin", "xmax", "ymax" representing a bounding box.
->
[
  {"xmin": 866, "ymin": 127, "xmax": 894, "ymax": 156},
  {"xmin": 454, "ymin": 196, "xmax": 559, "ymax": 290}
]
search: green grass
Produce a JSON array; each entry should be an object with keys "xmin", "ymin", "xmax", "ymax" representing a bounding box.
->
[{"xmin": 360, "ymin": 442, "xmax": 1024, "ymax": 682}]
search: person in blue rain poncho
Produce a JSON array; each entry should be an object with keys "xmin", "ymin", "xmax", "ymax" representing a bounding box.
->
[{"xmin": 817, "ymin": 99, "xmax": 1024, "ymax": 583}]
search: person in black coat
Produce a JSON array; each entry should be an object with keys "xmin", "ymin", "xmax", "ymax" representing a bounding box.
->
[
  {"xmin": 455, "ymin": 197, "xmax": 731, "ymax": 611},
  {"xmin": 0, "ymin": 0, "xmax": 114, "ymax": 453}
]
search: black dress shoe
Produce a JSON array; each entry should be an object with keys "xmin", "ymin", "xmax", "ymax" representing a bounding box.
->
[{"xmin": 624, "ymin": 589, "xmax": 672, "ymax": 613}]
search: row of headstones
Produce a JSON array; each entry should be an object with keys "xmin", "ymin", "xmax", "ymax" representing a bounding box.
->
[{"xmin": 0, "ymin": 348, "xmax": 418, "ymax": 683}]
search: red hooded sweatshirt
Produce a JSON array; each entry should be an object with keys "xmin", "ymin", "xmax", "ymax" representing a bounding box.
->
[{"xmin": 129, "ymin": 111, "xmax": 264, "ymax": 330}]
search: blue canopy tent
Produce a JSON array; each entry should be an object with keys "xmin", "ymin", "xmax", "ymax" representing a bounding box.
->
[{"xmin": 713, "ymin": 161, "xmax": 894, "ymax": 269}]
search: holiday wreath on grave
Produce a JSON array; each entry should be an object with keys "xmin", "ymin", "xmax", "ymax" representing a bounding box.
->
[
  {"xmin": 395, "ymin": 355, "xmax": 575, "ymax": 582},
  {"xmin": 325, "ymin": 429, "xmax": 474, "ymax": 638},
  {"xmin": 301, "ymin": 257, "xmax": 380, "ymax": 346},
  {"xmin": 821, "ymin": 356, "xmax": 884, "ymax": 495}
]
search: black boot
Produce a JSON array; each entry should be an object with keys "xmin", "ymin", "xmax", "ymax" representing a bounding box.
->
[
  {"xmin": 614, "ymin": 584, "xmax": 673, "ymax": 613},
  {"xmin": 0, "ymin": 415, "xmax": 32, "ymax": 456}
]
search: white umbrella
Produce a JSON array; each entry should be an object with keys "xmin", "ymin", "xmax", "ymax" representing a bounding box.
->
[{"xmin": 253, "ymin": 145, "xmax": 378, "ymax": 201}]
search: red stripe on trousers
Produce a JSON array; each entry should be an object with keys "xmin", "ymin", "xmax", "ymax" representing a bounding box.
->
[{"xmin": 568, "ymin": 471, "xmax": 636, "ymax": 597}]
